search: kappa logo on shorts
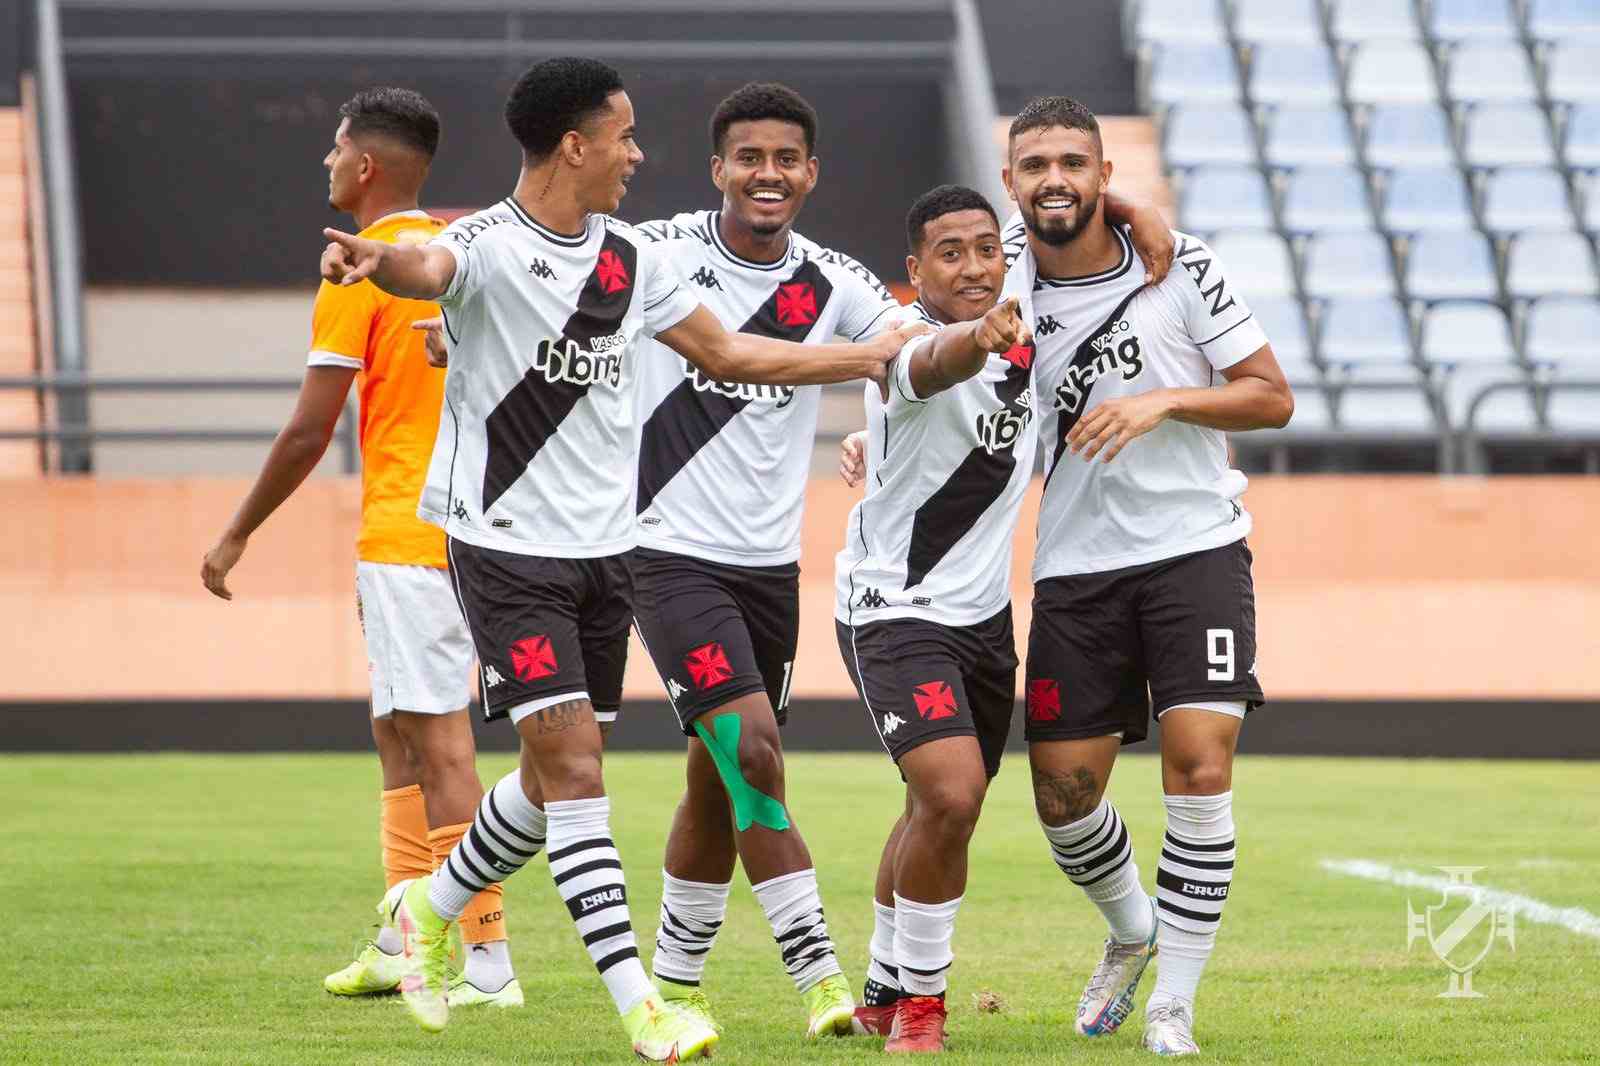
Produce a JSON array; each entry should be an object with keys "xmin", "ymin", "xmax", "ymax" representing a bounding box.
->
[
  {"xmin": 882, "ymin": 712, "xmax": 906, "ymax": 735},
  {"xmin": 911, "ymin": 681, "xmax": 958, "ymax": 721},
  {"xmin": 483, "ymin": 665, "xmax": 506, "ymax": 688},
  {"xmin": 509, "ymin": 635, "xmax": 558, "ymax": 682},
  {"xmin": 684, "ymin": 642, "xmax": 734, "ymax": 690},
  {"xmin": 1027, "ymin": 679, "xmax": 1062, "ymax": 722}
]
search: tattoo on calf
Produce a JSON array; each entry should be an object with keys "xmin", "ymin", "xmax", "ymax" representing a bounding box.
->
[
  {"xmin": 1032, "ymin": 765, "xmax": 1102, "ymax": 825},
  {"xmin": 532, "ymin": 699, "xmax": 590, "ymax": 735}
]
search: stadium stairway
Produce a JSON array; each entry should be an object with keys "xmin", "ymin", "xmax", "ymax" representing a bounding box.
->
[
  {"xmin": 0, "ymin": 102, "xmax": 39, "ymax": 475},
  {"xmin": 991, "ymin": 113, "xmax": 1176, "ymax": 223}
]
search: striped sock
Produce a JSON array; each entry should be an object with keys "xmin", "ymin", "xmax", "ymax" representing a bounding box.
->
[
  {"xmin": 862, "ymin": 900, "xmax": 902, "ymax": 1005},
  {"xmin": 753, "ymin": 868, "xmax": 842, "ymax": 993},
  {"xmin": 1150, "ymin": 791, "xmax": 1236, "ymax": 1011},
  {"xmin": 651, "ymin": 872, "xmax": 730, "ymax": 986},
  {"xmin": 547, "ymin": 796, "xmax": 654, "ymax": 1015},
  {"xmin": 428, "ymin": 770, "xmax": 546, "ymax": 920},
  {"xmin": 893, "ymin": 893, "xmax": 963, "ymax": 997},
  {"xmin": 1040, "ymin": 798, "xmax": 1155, "ymax": 944}
]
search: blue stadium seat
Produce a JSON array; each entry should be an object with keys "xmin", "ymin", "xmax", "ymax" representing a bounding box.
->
[
  {"xmin": 1233, "ymin": 0, "xmax": 1324, "ymax": 45},
  {"xmin": 1303, "ymin": 230, "xmax": 1399, "ymax": 297},
  {"xmin": 1318, "ymin": 296, "xmax": 1416, "ymax": 364},
  {"xmin": 1363, "ymin": 104, "xmax": 1457, "ymax": 167},
  {"xmin": 1133, "ymin": 0, "xmax": 1227, "ymax": 45},
  {"xmin": 1462, "ymin": 103, "xmax": 1557, "ymax": 167},
  {"xmin": 1178, "ymin": 166, "xmax": 1276, "ymax": 231},
  {"xmin": 1337, "ymin": 383, "xmax": 1441, "ymax": 432},
  {"xmin": 1329, "ymin": 0, "xmax": 1422, "ymax": 42},
  {"xmin": 1527, "ymin": 0, "xmax": 1600, "ymax": 43},
  {"xmin": 1164, "ymin": 106, "xmax": 1257, "ymax": 167},
  {"xmin": 1543, "ymin": 43, "xmax": 1600, "ymax": 103},
  {"xmin": 1405, "ymin": 231, "xmax": 1501, "ymax": 300},
  {"xmin": 1148, "ymin": 44, "xmax": 1240, "ymax": 107},
  {"xmin": 1380, "ymin": 167, "xmax": 1477, "ymax": 232},
  {"xmin": 1523, "ymin": 295, "xmax": 1600, "ymax": 367},
  {"xmin": 1584, "ymin": 172, "xmax": 1600, "ymax": 231},
  {"xmin": 1250, "ymin": 44, "xmax": 1343, "ymax": 105},
  {"xmin": 1419, "ymin": 301, "xmax": 1518, "ymax": 365},
  {"xmin": 1445, "ymin": 43, "xmax": 1539, "ymax": 103},
  {"xmin": 1480, "ymin": 168, "xmax": 1573, "ymax": 232},
  {"xmin": 1546, "ymin": 389, "xmax": 1600, "ymax": 430},
  {"xmin": 1286, "ymin": 382, "xmax": 1337, "ymax": 430},
  {"xmin": 1282, "ymin": 166, "xmax": 1374, "ymax": 231},
  {"xmin": 1254, "ymin": 297, "xmax": 1315, "ymax": 364},
  {"xmin": 1448, "ymin": 371, "xmax": 1540, "ymax": 431},
  {"xmin": 1262, "ymin": 105, "xmax": 1358, "ymax": 166},
  {"xmin": 1348, "ymin": 42, "xmax": 1441, "ymax": 105},
  {"xmin": 1562, "ymin": 104, "xmax": 1600, "ymax": 168},
  {"xmin": 1427, "ymin": 0, "xmax": 1521, "ymax": 42},
  {"xmin": 1209, "ymin": 229, "xmax": 1298, "ymax": 296},
  {"xmin": 1504, "ymin": 229, "xmax": 1599, "ymax": 296}
]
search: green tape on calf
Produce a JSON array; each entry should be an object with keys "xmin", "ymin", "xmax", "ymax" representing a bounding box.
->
[{"xmin": 694, "ymin": 713, "xmax": 790, "ymax": 832}]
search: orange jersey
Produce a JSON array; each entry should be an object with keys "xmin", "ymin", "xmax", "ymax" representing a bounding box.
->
[{"xmin": 307, "ymin": 211, "xmax": 449, "ymax": 568}]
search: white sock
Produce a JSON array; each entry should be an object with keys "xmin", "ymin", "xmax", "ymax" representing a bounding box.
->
[
  {"xmin": 753, "ymin": 868, "xmax": 842, "ymax": 993},
  {"xmin": 463, "ymin": 938, "xmax": 515, "ymax": 991},
  {"xmin": 892, "ymin": 893, "xmax": 963, "ymax": 997},
  {"xmin": 1040, "ymin": 798, "xmax": 1155, "ymax": 944},
  {"xmin": 1150, "ymin": 791, "xmax": 1235, "ymax": 1012},
  {"xmin": 375, "ymin": 924, "xmax": 403, "ymax": 955},
  {"xmin": 429, "ymin": 770, "xmax": 547, "ymax": 921},
  {"xmin": 651, "ymin": 872, "xmax": 731, "ymax": 986},
  {"xmin": 546, "ymin": 796, "xmax": 654, "ymax": 1015},
  {"xmin": 863, "ymin": 900, "xmax": 901, "ymax": 1005}
]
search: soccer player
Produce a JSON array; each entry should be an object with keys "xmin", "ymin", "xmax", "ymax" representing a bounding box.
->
[
  {"xmin": 199, "ymin": 88, "xmax": 520, "ymax": 1007},
  {"xmin": 1003, "ymin": 96, "xmax": 1292, "ymax": 1056},
  {"xmin": 318, "ymin": 58, "xmax": 922, "ymax": 1061},
  {"xmin": 833, "ymin": 184, "xmax": 1035, "ymax": 1053}
]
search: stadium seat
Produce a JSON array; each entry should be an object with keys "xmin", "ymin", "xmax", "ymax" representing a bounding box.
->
[
  {"xmin": 1337, "ymin": 383, "xmax": 1441, "ymax": 432},
  {"xmin": 1447, "ymin": 371, "xmax": 1540, "ymax": 432},
  {"xmin": 1249, "ymin": 44, "xmax": 1343, "ymax": 105},
  {"xmin": 1133, "ymin": 0, "xmax": 1227, "ymax": 45},
  {"xmin": 1177, "ymin": 166, "xmax": 1276, "ymax": 231},
  {"xmin": 1285, "ymin": 382, "xmax": 1336, "ymax": 430},
  {"xmin": 1543, "ymin": 43, "xmax": 1600, "ymax": 103},
  {"xmin": 1262, "ymin": 105, "xmax": 1358, "ymax": 166},
  {"xmin": 1523, "ymin": 295, "xmax": 1600, "ymax": 366},
  {"xmin": 1148, "ymin": 44, "xmax": 1240, "ymax": 107},
  {"xmin": 1547, "ymin": 388, "xmax": 1600, "ymax": 431},
  {"xmin": 1504, "ymin": 229, "xmax": 1599, "ymax": 296},
  {"xmin": 1527, "ymin": 0, "xmax": 1600, "ymax": 44},
  {"xmin": 1233, "ymin": 0, "xmax": 1324, "ymax": 45},
  {"xmin": 1462, "ymin": 104, "xmax": 1557, "ymax": 168},
  {"xmin": 1584, "ymin": 172, "xmax": 1600, "ymax": 231},
  {"xmin": 1251, "ymin": 294, "xmax": 1315, "ymax": 361},
  {"xmin": 1209, "ymin": 230, "xmax": 1298, "ymax": 296},
  {"xmin": 1419, "ymin": 301, "xmax": 1517, "ymax": 365},
  {"xmin": 1380, "ymin": 167, "xmax": 1477, "ymax": 232},
  {"xmin": 1445, "ymin": 43, "xmax": 1539, "ymax": 103},
  {"xmin": 1427, "ymin": 0, "xmax": 1521, "ymax": 42},
  {"xmin": 1347, "ymin": 43, "xmax": 1441, "ymax": 105},
  {"xmin": 1329, "ymin": 0, "xmax": 1422, "ymax": 42},
  {"xmin": 1363, "ymin": 104, "xmax": 1457, "ymax": 167},
  {"xmin": 1562, "ymin": 104, "xmax": 1600, "ymax": 168},
  {"xmin": 1317, "ymin": 296, "xmax": 1416, "ymax": 364},
  {"xmin": 1404, "ymin": 231, "xmax": 1501, "ymax": 300},
  {"xmin": 1164, "ymin": 106, "xmax": 1257, "ymax": 167},
  {"xmin": 1480, "ymin": 168, "xmax": 1573, "ymax": 232},
  {"xmin": 1281, "ymin": 166, "xmax": 1374, "ymax": 231},
  {"xmin": 1303, "ymin": 230, "xmax": 1399, "ymax": 297}
]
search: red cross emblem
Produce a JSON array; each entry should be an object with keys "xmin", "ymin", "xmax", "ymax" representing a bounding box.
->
[
  {"xmin": 1002, "ymin": 342, "xmax": 1034, "ymax": 370},
  {"xmin": 684, "ymin": 642, "xmax": 734, "ymax": 690},
  {"xmin": 911, "ymin": 681, "xmax": 958, "ymax": 721},
  {"xmin": 509, "ymin": 635, "xmax": 558, "ymax": 682},
  {"xmin": 1027, "ymin": 679, "xmax": 1061, "ymax": 722},
  {"xmin": 596, "ymin": 249, "xmax": 631, "ymax": 295},
  {"xmin": 775, "ymin": 283, "xmax": 818, "ymax": 327}
]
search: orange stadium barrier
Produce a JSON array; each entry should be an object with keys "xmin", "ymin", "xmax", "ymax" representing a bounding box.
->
[{"xmin": 3, "ymin": 475, "xmax": 1598, "ymax": 702}]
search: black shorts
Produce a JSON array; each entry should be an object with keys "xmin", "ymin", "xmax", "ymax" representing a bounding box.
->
[
  {"xmin": 837, "ymin": 607, "xmax": 1018, "ymax": 778},
  {"xmin": 445, "ymin": 537, "xmax": 632, "ymax": 723},
  {"xmin": 629, "ymin": 546, "xmax": 800, "ymax": 736},
  {"xmin": 1024, "ymin": 538, "xmax": 1264, "ymax": 747}
]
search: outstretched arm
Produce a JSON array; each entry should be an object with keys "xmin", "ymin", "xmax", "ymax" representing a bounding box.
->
[
  {"xmin": 655, "ymin": 304, "xmax": 929, "ymax": 388},
  {"xmin": 321, "ymin": 228, "xmax": 457, "ymax": 300},
  {"xmin": 1103, "ymin": 190, "xmax": 1174, "ymax": 286},
  {"xmin": 905, "ymin": 297, "xmax": 1032, "ymax": 399}
]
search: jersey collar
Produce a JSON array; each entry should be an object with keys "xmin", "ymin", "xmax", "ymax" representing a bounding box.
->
[
  {"xmin": 708, "ymin": 211, "xmax": 794, "ymax": 272},
  {"xmin": 502, "ymin": 197, "xmax": 592, "ymax": 248},
  {"xmin": 1034, "ymin": 225, "xmax": 1134, "ymax": 289}
]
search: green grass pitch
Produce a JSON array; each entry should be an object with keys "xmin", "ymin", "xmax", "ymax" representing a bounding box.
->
[{"xmin": 5, "ymin": 751, "xmax": 1597, "ymax": 1064}]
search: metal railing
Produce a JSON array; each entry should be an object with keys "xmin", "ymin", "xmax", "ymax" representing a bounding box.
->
[{"xmin": 1459, "ymin": 379, "xmax": 1600, "ymax": 475}]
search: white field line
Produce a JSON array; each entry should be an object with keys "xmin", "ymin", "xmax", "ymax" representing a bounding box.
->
[{"xmin": 1320, "ymin": 859, "xmax": 1600, "ymax": 941}]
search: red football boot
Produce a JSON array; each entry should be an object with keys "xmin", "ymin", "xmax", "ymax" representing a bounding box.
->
[
  {"xmin": 852, "ymin": 1002, "xmax": 898, "ymax": 1036},
  {"xmin": 885, "ymin": 995, "xmax": 947, "ymax": 1053}
]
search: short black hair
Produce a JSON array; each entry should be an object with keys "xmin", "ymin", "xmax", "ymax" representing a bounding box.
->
[
  {"xmin": 1008, "ymin": 95, "xmax": 1102, "ymax": 157},
  {"xmin": 338, "ymin": 87, "xmax": 440, "ymax": 159},
  {"xmin": 906, "ymin": 184, "xmax": 999, "ymax": 253},
  {"xmin": 505, "ymin": 57, "xmax": 626, "ymax": 161},
  {"xmin": 709, "ymin": 82, "xmax": 818, "ymax": 156}
]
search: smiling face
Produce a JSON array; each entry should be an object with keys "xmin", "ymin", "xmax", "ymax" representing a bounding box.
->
[
  {"xmin": 712, "ymin": 118, "xmax": 818, "ymax": 238},
  {"xmin": 1005, "ymin": 124, "xmax": 1111, "ymax": 247},
  {"xmin": 323, "ymin": 117, "xmax": 363, "ymax": 212},
  {"xmin": 576, "ymin": 90, "xmax": 644, "ymax": 215},
  {"xmin": 908, "ymin": 208, "xmax": 1005, "ymax": 325}
]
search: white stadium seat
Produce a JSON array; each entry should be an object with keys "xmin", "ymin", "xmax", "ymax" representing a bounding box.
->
[
  {"xmin": 1527, "ymin": 0, "xmax": 1600, "ymax": 44},
  {"xmin": 1447, "ymin": 371, "xmax": 1540, "ymax": 431},
  {"xmin": 1348, "ymin": 43, "xmax": 1440, "ymax": 105},
  {"xmin": 1363, "ymin": 104, "xmax": 1456, "ymax": 167},
  {"xmin": 1251, "ymin": 295, "xmax": 1315, "ymax": 360},
  {"xmin": 1462, "ymin": 104, "xmax": 1557, "ymax": 168},
  {"xmin": 1329, "ymin": 0, "xmax": 1422, "ymax": 42},
  {"xmin": 1380, "ymin": 167, "xmax": 1477, "ymax": 232},
  {"xmin": 1480, "ymin": 168, "xmax": 1573, "ymax": 232},
  {"xmin": 1428, "ymin": 0, "xmax": 1521, "ymax": 42},
  {"xmin": 1303, "ymin": 230, "xmax": 1399, "ymax": 297},
  {"xmin": 1523, "ymin": 295, "xmax": 1600, "ymax": 365},
  {"xmin": 1263, "ymin": 105, "xmax": 1358, "ymax": 166},
  {"xmin": 1178, "ymin": 165, "xmax": 1276, "ymax": 231},
  {"xmin": 1286, "ymin": 383, "xmax": 1337, "ymax": 430},
  {"xmin": 1282, "ymin": 166, "xmax": 1374, "ymax": 231},
  {"xmin": 1504, "ymin": 229, "xmax": 1599, "ymax": 296},
  {"xmin": 1250, "ymin": 44, "xmax": 1343, "ymax": 105},
  {"xmin": 1318, "ymin": 297, "xmax": 1415, "ymax": 364},
  {"xmin": 1209, "ymin": 230, "xmax": 1298, "ymax": 297},
  {"xmin": 1547, "ymin": 388, "xmax": 1600, "ymax": 429},
  {"xmin": 1337, "ymin": 383, "xmax": 1440, "ymax": 432},
  {"xmin": 1544, "ymin": 43, "xmax": 1600, "ymax": 103},
  {"xmin": 1405, "ymin": 231, "xmax": 1501, "ymax": 300},
  {"xmin": 1164, "ymin": 106, "xmax": 1257, "ymax": 167},
  {"xmin": 1133, "ymin": 0, "xmax": 1227, "ymax": 45},
  {"xmin": 1234, "ymin": 0, "xmax": 1324, "ymax": 45},
  {"xmin": 1445, "ymin": 43, "xmax": 1539, "ymax": 103},
  {"xmin": 1148, "ymin": 44, "xmax": 1240, "ymax": 107},
  {"xmin": 1562, "ymin": 104, "xmax": 1600, "ymax": 168},
  {"xmin": 1420, "ymin": 301, "xmax": 1517, "ymax": 365}
]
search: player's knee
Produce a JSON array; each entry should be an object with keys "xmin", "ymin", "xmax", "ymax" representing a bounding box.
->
[
  {"xmin": 1031, "ymin": 764, "xmax": 1105, "ymax": 826},
  {"xmin": 915, "ymin": 780, "xmax": 985, "ymax": 844},
  {"xmin": 735, "ymin": 729, "xmax": 785, "ymax": 795},
  {"xmin": 1168, "ymin": 760, "xmax": 1229, "ymax": 796},
  {"xmin": 535, "ymin": 748, "xmax": 605, "ymax": 800}
]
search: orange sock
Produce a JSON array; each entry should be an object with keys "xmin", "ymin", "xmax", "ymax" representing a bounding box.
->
[
  {"xmin": 430, "ymin": 822, "xmax": 507, "ymax": 943},
  {"xmin": 381, "ymin": 785, "xmax": 433, "ymax": 888}
]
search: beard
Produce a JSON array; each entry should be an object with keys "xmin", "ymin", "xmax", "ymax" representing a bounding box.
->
[{"xmin": 1023, "ymin": 188, "xmax": 1098, "ymax": 247}]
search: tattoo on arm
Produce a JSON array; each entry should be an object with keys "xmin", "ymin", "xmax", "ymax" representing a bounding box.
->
[
  {"xmin": 530, "ymin": 699, "xmax": 591, "ymax": 735},
  {"xmin": 1032, "ymin": 765, "xmax": 1103, "ymax": 825}
]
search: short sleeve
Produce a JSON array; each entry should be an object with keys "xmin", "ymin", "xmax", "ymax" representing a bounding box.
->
[
  {"xmin": 431, "ymin": 212, "xmax": 503, "ymax": 307},
  {"xmin": 1172, "ymin": 236, "xmax": 1269, "ymax": 370},
  {"xmin": 639, "ymin": 239, "xmax": 699, "ymax": 336},
  {"xmin": 307, "ymin": 279, "xmax": 376, "ymax": 369},
  {"xmin": 887, "ymin": 331, "xmax": 936, "ymax": 411},
  {"xmin": 836, "ymin": 260, "xmax": 903, "ymax": 342}
]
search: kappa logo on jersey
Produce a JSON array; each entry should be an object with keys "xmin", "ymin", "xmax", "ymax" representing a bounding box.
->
[
  {"xmin": 484, "ymin": 665, "xmax": 506, "ymax": 688},
  {"xmin": 1026, "ymin": 679, "xmax": 1062, "ymax": 722},
  {"xmin": 532, "ymin": 337, "xmax": 624, "ymax": 389},
  {"xmin": 1035, "ymin": 314, "xmax": 1064, "ymax": 337},
  {"xmin": 776, "ymin": 282, "xmax": 819, "ymax": 327},
  {"xmin": 684, "ymin": 642, "xmax": 734, "ymax": 690},
  {"xmin": 976, "ymin": 387, "xmax": 1034, "ymax": 456},
  {"xmin": 595, "ymin": 249, "xmax": 631, "ymax": 295},
  {"xmin": 1052, "ymin": 317, "xmax": 1145, "ymax": 415},
  {"xmin": 527, "ymin": 258, "xmax": 557, "ymax": 281},
  {"xmin": 856, "ymin": 587, "xmax": 888, "ymax": 609},
  {"xmin": 911, "ymin": 681, "xmax": 958, "ymax": 721},
  {"xmin": 689, "ymin": 265, "xmax": 722, "ymax": 291},
  {"xmin": 509, "ymin": 635, "xmax": 558, "ymax": 682},
  {"xmin": 882, "ymin": 712, "xmax": 906, "ymax": 735},
  {"xmin": 682, "ymin": 360, "xmax": 796, "ymax": 407},
  {"xmin": 1174, "ymin": 235, "xmax": 1237, "ymax": 318}
]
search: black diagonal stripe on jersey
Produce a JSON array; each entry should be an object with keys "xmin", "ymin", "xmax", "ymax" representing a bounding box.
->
[
  {"xmin": 902, "ymin": 345, "xmax": 1035, "ymax": 589},
  {"xmin": 635, "ymin": 259, "xmax": 834, "ymax": 514},
  {"xmin": 1041, "ymin": 288, "xmax": 1142, "ymax": 493},
  {"xmin": 480, "ymin": 229, "xmax": 637, "ymax": 512}
]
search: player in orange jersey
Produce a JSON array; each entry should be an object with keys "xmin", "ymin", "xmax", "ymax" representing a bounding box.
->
[{"xmin": 201, "ymin": 88, "xmax": 521, "ymax": 1007}]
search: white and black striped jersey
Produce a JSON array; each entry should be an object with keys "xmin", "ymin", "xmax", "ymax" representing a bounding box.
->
[
  {"xmin": 417, "ymin": 199, "xmax": 698, "ymax": 558},
  {"xmin": 834, "ymin": 300, "xmax": 1038, "ymax": 628},
  {"xmin": 631, "ymin": 210, "xmax": 903, "ymax": 567},
  {"xmin": 1002, "ymin": 216, "xmax": 1268, "ymax": 579}
]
